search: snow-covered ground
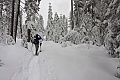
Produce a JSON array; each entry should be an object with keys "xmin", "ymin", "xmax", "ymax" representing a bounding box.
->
[{"xmin": 0, "ymin": 39, "xmax": 119, "ymax": 80}]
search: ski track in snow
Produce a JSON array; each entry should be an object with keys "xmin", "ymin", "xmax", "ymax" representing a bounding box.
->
[
  {"xmin": 38, "ymin": 54, "xmax": 58, "ymax": 80},
  {"xmin": 10, "ymin": 45, "xmax": 58, "ymax": 80}
]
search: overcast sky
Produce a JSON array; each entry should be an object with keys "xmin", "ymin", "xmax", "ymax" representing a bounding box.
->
[{"xmin": 39, "ymin": 0, "xmax": 71, "ymax": 27}]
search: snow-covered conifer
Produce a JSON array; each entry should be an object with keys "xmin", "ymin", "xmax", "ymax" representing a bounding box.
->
[
  {"xmin": 52, "ymin": 12, "xmax": 59, "ymax": 43},
  {"xmin": 46, "ymin": 3, "xmax": 54, "ymax": 41}
]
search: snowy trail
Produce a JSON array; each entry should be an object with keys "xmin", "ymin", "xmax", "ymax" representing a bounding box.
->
[
  {"xmin": 9, "ymin": 50, "xmax": 41, "ymax": 80},
  {"xmin": 7, "ymin": 41, "xmax": 119, "ymax": 80},
  {"xmin": 28, "ymin": 57, "xmax": 41, "ymax": 80},
  {"xmin": 38, "ymin": 54, "xmax": 57, "ymax": 80},
  {"xmin": 10, "ymin": 54, "xmax": 41, "ymax": 80},
  {"xmin": 10, "ymin": 42, "xmax": 58, "ymax": 80}
]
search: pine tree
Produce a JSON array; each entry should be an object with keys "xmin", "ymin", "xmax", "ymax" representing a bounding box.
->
[
  {"xmin": 3, "ymin": 0, "xmax": 12, "ymax": 35},
  {"xmin": 73, "ymin": 0, "xmax": 94, "ymax": 44},
  {"xmin": 24, "ymin": 0, "xmax": 40, "ymax": 22},
  {"xmin": 73, "ymin": 0, "xmax": 84, "ymax": 32},
  {"xmin": 59, "ymin": 14, "xmax": 63, "ymax": 38},
  {"xmin": 0, "ymin": 0, "xmax": 6, "ymax": 44},
  {"xmin": 46, "ymin": 3, "xmax": 68, "ymax": 43},
  {"xmin": 0, "ymin": 0, "xmax": 16, "ymax": 45},
  {"xmin": 62, "ymin": 15, "xmax": 68, "ymax": 36},
  {"xmin": 53, "ymin": 12, "xmax": 59, "ymax": 43},
  {"xmin": 46, "ymin": 3, "xmax": 54, "ymax": 41},
  {"xmin": 59, "ymin": 14, "xmax": 68, "ymax": 38},
  {"xmin": 104, "ymin": 0, "xmax": 120, "ymax": 57},
  {"xmin": 37, "ymin": 14, "xmax": 44, "ymax": 33}
]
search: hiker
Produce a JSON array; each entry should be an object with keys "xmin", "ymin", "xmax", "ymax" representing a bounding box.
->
[{"xmin": 32, "ymin": 34, "xmax": 42, "ymax": 56}]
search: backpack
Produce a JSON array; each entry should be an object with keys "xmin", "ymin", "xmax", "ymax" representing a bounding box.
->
[{"xmin": 33, "ymin": 34, "xmax": 42, "ymax": 44}]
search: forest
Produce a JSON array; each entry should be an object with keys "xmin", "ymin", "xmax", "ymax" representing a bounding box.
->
[
  {"xmin": 1, "ymin": 0, "xmax": 119, "ymax": 57},
  {"xmin": 0, "ymin": 0, "xmax": 120, "ymax": 79}
]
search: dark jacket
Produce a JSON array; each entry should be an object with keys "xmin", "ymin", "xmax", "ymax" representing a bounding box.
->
[{"xmin": 34, "ymin": 34, "xmax": 42, "ymax": 44}]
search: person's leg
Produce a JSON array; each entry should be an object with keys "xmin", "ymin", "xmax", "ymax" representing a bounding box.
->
[
  {"xmin": 35, "ymin": 44, "xmax": 39, "ymax": 55},
  {"xmin": 40, "ymin": 43, "xmax": 42, "ymax": 51},
  {"xmin": 35, "ymin": 44, "xmax": 37, "ymax": 55}
]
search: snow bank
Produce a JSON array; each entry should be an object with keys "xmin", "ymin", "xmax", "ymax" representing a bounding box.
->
[
  {"xmin": 0, "ymin": 44, "xmax": 29, "ymax": 80},
  {"xmin": 61, "ymin": 41, "xmax": 73, "ymax": 47},
  {"xmin": 6, "ymin": 35, "xmax": 15, "ymax": 45},
  {"xmin": 60, "ymin": 30, "xmax": 81, "ymax": 45}
]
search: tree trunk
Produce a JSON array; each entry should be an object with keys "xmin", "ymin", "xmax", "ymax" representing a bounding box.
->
[
  {"xmin": 27, "ymin": 29, "xmax": 31, "ymax": 42},
  {"xmin": 11, "ymin": 0, "xmax": 15, "ymax": 37},
  {"xmin": 0, "ymin": 2, "xmax": 3, "ymax": 25},
  {"xmin": 71, "ymin": 0, "xmax": 74, "ymax": 30},
  {"xmin": 20, "ymin": 10, "xmax": 22, "ymax": 38},
  {"xmin": 14, "ymin": 0, "xmax": 20, "ymax": 42},
  {"xmin": 8, "ymin": 1, "xmax": 12, "ymax": 35},
  {"xmin": 0, "ymin": 2, "xmax": 3, "ymax": 42},
  {"xmin": 0, "ymin": 1, "xmax": 3, "ymax": 28},
  {"xmin": 0, "ymin": 3, "xmax": 3, "ymax": 21}
]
